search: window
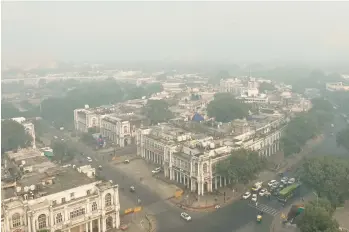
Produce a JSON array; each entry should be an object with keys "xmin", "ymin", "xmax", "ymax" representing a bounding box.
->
[
  {"xmin": 70, "ymin": 192, "xmax": 75, "ymax": 198},
  {"xmin": 105, "ymin": 193, "xmax": 112, "ymax": 207},
  {"xmin": 203, "ymin": 163, "xmax": 208, "ymax": 173},
  {"xmin": 87, "ymin": 190, "xmax": 91, "ymax": 195},
  {"xmin": 38, "ymin": 214, "xmax": 46, "ymax": 229},
  {"xmin": 52, "ymin": 200, "xmax": 57, "ymax": 205},
  {"xmin": 69, "ymin": 208, "xmax": 85, "ymax": 219},
  {"xmin": 12, "ymin": 213, "xmax": 21, "ymax": 228},
  {"xmin": 56, "ymin": 213, "xmax": 63, "ymax": 224},
  {"xmin": 92, "ymin": 202, "xmax": 97, "ymax": 211},
  {"xmin": 61, "ymin": 197, "xmax": 66, "ymax": 203}
]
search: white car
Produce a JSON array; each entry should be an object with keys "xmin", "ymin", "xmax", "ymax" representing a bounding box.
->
[
  {"xmin": 268, "ymin": 180, "xmax": 277, "ymax": 187},
  {"xmin": 259, "ymin": 188, "xmax": 267, "ymax": 196},
  {"xmin": 281, "ymin": 177, "xmax": 289, "ymax": 184},
  {"xmin": 152, "ymin": 167, "xmax": 161, "ymax": 174},
  {"xmin": 242, "ymin": 192, "xmax": 251, "ymax": 200},
  {"xmin": 180, "ymin": 212, "xmax": 191, "ymax": 221},
  {"xmin": 288, "ymin": 178, "xmax": 295, "ymax": 185},
  {"xmin": 87, "ymin": 157, "xmax": 92, "ymax": 162},
  {"xmin": 251, "ymin": 194, "xmax": 258, "ymax": 202}
]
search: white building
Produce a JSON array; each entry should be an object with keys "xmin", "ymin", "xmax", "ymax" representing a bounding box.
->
[
  {"xmin": 326, "ymin": 82, "xmax": 349, "ymax": 92},
  {"xmin": 219, "ymin": 78, "xmax": 244, "ymax": 95},
  {"xmin": 1, "ymin": 150, "xmax": 121, "ymax": 232},
  {"xmin": 100, "ymin": 115, "xmax": 132, "ymax": 147},
  {"xmin": 136, "ymin": 118, "xmax": 286, "ymax": 196},
  {"xmin": 74, "ymin": 108, "xmax": 102, "ymax": 133}
]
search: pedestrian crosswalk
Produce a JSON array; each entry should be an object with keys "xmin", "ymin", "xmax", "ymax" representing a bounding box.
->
[{"xmin": 248, "ymin": 203, "xmax": 279, "ymax": 216}]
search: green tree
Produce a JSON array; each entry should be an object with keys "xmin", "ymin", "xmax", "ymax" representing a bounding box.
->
[
  {"xmin": 336, "ymin": 127, "xmax": 349, "ymax": 151},
  {"xmin": 1, "ymin": 120, "xmax": 33, "ymax": 152},
  {"xmin": 207, "ymin": 93, "xmax": 250, "ymax": 123},
  {"xmin": 143, "ymin": 100, "xmax": 173, "ymax": 125},
  {"xmin": 307, "ymin": 198, "xmax": 335, "ymax": 216},
  {"xmin": 258, "ymin": 82, "xmax": 275, "ymax": 93},
  {"xmin": 216, "ymin": 149, "xmax": 267, "ymax": 184},
  {"xmin": 80, "ymin": 133, "xmax": 97, "ymax": 145},
  {"xmin": 297, "ymin": 202, "xmax": 340, "ymax": 232},
  {"xmin": 298, "ymin": 156, "xmax": 349, "ymax": 207},
  {"xmin": 51, "ymin": 140, "xmax": 76, "ymax": 163}
]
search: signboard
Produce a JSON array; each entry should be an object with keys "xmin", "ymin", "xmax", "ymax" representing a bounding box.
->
[{"xmin": 133, "ymin": 207, "xmax": 142, "ymax": 213}]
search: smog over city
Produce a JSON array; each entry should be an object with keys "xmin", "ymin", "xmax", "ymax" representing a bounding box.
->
[{"xmin": 1, "ymin": 2, "xmax": 349, "ymax": 232}]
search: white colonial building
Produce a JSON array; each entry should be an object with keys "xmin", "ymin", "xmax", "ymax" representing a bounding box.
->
[
  {"xmin": 74, "ymin": 108, "xmax": 102, "ymax": 133},
  {"xmin": 136, "ymin": 118, "xmax": 286, "ymax": 196}
]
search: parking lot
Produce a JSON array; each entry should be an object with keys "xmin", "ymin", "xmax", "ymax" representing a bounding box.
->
[{"xmin": 113, "ymin": 159, "xmax": 179, "ymax": 200}]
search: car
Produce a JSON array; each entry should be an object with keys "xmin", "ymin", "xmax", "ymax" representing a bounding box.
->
[
  {"xmin": 279, "ymin": 184, "xmax": 285, "ymax": 189},
  {"xmin": 281, "ymin": 177, "xmax": 289, "ymax": 184},
  {"xmin": 152, "ymin": 167, "xmax": 161, "ymax": 174},
  {"xmin": 109, "ymin": 180, "xmax": 113, "ymax": 184},
  {"xmin": 268, "ymin": 180, "xmax": 277, "ymax": 187},
  {"xmin": 271, "ymin": 181, "xmax": 279, "ymax": 189},
  {"xmin": 214, "ymin": 204, "xmax": 221, "ymax": 209},
  {"xmin": 259, "ymin": 188, "xmax": 267, "ymax": 196},
  {"xmin": 87, "ymin": 157, "xmax": 92, "ymax": 162},
  {"xmin": 130, "ymin": 186, "xmax": 135, "ymax": 192},
  {"xmin": 242, "ymin": 192, "xmax": 251, "ymax": 199},
  {"xmin": 288, "ymin": 178, "xmax": 295, "ymax": 185},
  {"xmin": 98, "ymin": 165, "xmax": 102, "ymax": 170},
  {"xmin": 180, "ymin": 212, "xmax": 192, "ymax": 221},
  {"xmin": 124, "ymin": 159, "xmax": 130, "ymax": 164},
  {"xmin": 251, "ymin": 194, "xmax": 258, "ymax": 202}
]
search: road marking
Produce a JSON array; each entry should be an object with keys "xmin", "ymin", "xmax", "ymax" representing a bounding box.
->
[{"xmin": 248, "ymin": 203, "xmax": 279, "ymax": 216}]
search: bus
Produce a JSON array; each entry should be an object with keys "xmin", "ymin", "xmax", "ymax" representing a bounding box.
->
[{"xmin": 278, "ymin": 183, "xmax": 300, "ymax": 203}]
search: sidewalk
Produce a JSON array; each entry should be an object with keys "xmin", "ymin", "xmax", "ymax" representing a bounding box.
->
[{"xmin": 116, "ymin": 211, "xmax": 156, "ymax": 232}]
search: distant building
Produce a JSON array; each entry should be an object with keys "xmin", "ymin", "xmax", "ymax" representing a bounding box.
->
[{"xmin": 326, "ymin": 82, "xmax": 349, "ymax": 92}]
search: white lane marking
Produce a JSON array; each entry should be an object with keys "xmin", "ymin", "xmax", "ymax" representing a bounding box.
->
[{"xmin": 248, "ymin": 203, "xmax": 279, "ymax": 216}]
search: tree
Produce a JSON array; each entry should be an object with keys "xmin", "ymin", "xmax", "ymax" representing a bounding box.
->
[
  {"xmin": 297, "ymin": 202, "xmax": 340, "ymax": 232},
  {"xmin": 336, "ymin": 127, "xmax": 349, "ymax": 151},
  {"xmin": 1, "ymin": 120, "xmax": 33, "ymax": 152},
  {"xmin": 258, "ymin": 82, "xmax": 275, "ymax": 93},
  {"xmin": 298, "ymin": 156, "xmax": 349, "ymax": 207},
  {"xmin": 143, "ymin": 100, "xmax": 173, "ymax": 125},
  {"xmin": 216, "ymin": 149, "xmax": 267, "ymax": 184},
  {"xmin": 1, "ymin": 102, "xmax": 21, "ymax": 119},
  {"xmin": 51, "ymin": 140, "xmax": 76, "ymax": 163},
  {"xmin": 307, "ymin": 198, "xmax": 335, "ymax": 216},
  {"xmin": 80, "ymin": 133, "xmax": 97, "ymax": 145},
  {"xmin": 207, "ymin": 93, "xmax": 251, "ymax": 123}
]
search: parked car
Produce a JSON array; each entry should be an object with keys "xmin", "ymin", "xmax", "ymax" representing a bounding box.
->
[
  {"xmin": 268, "ymin": 180, "xmax": 277, "ymax": 187},
  {"xmin": 130, "ymin": 186, "xmax": 135, "ymax": 192},
  {"xmin": 251, "ymin": 194, "xmax": 258, "ymax": 202},
  {"xmin": 87, "ymin": 157, "xmax": 92, "ymax": 162},
  {"xmin": 288, "ymin": 178, "xmax": 296, "ymax": 185},
  {"xmin": 180, "ymin": 212, "xmax": 192, "ymax": 221},
  {"xmin": 271, "ymin": 181, "xmax": 280, "ymax": 189},
  {"xmin": 259, "ymin": 188, "xmax": 267, "ymax": 196},
  {"xmin": 124, "ymin": 159, "xmax": 130, "ymax": 164},
  {"xmin": 242, "ymin": 192, "xmax": 251, "ymax": 200},
  {"xmin": 281, "ymin": 177, "xmax": 289, "ymax": 184},
  {"xmin": 152, "ymin": 167, "xmax": 161, "ymax": 174}
]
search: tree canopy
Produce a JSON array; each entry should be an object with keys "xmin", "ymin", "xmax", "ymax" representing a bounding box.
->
[
  {"xmin": 1, "ymin": 120, "xmax": 33, "ymax": 152},
  {"xmin": 207, "ymin": 93, "xmax": 251, "ymax": 123},
  {"xmin": 216, "ymin": 149, "xmax": 267, "ymax": 184},
  {"xmin": 298, "ymin": 156, "xmax": 349, "ymax": 207},
  {"xmin": 281, "ymin": 98, "xmax": 333, "ymax": 156},
  {"xmin": 297, "ymin": 200, "xmax": 340, "ymax": 232},
  {"xmin": 40, "ymin": 80, "xmax": 163, "ymax": 128},
  {"xmin": 143, "ymin": 100, "xmax": 174, "ymax": 125},
  {"xmin": 258, "ymin": 82, "xmax": 275, "ymax": 93},
  {"xmin": 336, "ymin": 127, "xmax": 349, "ymax": 151},
  {"xmin": 51, "ymin": 140, "xmax": 76, "ymax": 163}
]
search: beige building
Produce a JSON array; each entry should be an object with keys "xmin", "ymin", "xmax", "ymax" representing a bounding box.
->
[
  {"xmin": 1, "ymin": 149, "xmax": 120, "ymax": 232},
  {"xmin": 74, "ymin": 108, "xmax": 102, "ymax": 133}
]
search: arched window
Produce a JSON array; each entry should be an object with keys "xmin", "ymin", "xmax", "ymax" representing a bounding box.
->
[
  {"xmin": 38, "ymin": 214, "xmax": 46, "ymax": 229},
  {"xmin": 92, "ymin": 202, "xmax": 97, "ymax": 211},
  {"xmin": 123, "ymin": 126, "xmax": 127, "ymax": 134},
  {"xmin": 105, "ymin": 193, "xmax": 112, "ymax": 207},
  {"xmin": 56, "ymin": 213, "xmax": 63, "ymax": 224},
  {"xmin": 106, "ymin": 216, "xmax": 113, "ymax": 229},
  {"xmin": 203, "ymin": 163, "xmax": 208, "ymax": 173},
  {"xmin": 12, "ymin": 213, "xmax": 21, "ymax": 228}
]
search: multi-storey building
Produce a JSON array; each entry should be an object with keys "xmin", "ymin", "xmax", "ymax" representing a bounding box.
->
[
  {"xmin": 219, "ymin": 78, "xmax": 244, "ymax": 95},
  {"xmin": 74, "ymin": 108, "xmax": 102, "ymax": 133},
  {"xmin": 136, "ymin": 116, "xmax": 287, "ymax": 196},
  {"xmin": 1, "ymin": 149, "xmax": 120, "ymax": 232}
]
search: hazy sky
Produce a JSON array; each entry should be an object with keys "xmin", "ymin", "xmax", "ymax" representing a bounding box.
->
[{"xmin": 2, "ymin": 1, "xmax": 349, "ymax": 66}]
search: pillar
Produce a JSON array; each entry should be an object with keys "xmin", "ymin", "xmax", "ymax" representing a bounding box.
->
[
  {"xmin": 28, "ymin": 214, "xmax": 32, "ymax": 232},
  {"xmin": 102, "ymin": 216, "xmax": 106, "ymax": 232},
  {"xmin": 49, "ymin": 206, "xmax": 54, "ymax": 231},
  {"xmin": 98, "ymin": 217, "xmax": 101, "ymax": 232},
  {"xmin": 190, "ymin": 179, "xmax": 195, "ymax": 192},
  {"xmin": 179, "ymin": 171, "xmax": 182, "ymax": 184},
  {"xmin": 220, "ymin": 176, "xmax": 222, "ymax": 188},
  {"xmin": 89, "ymin": 220, "xmax": 92, "ymax": 232},
  {"xmin": 115, "ymin": 211, "xmax": 120, "ymax": 229},
  {"xmin": 85, "ymin": 222, "xmax": 89, "ymax": 232},
  {"xmin": 224, "ymin": 177, "xmax": 227, "ymax": 186}
]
